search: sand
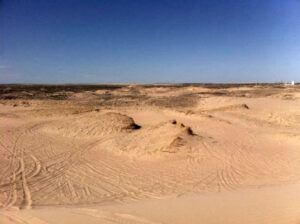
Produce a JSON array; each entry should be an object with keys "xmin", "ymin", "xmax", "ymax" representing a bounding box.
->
[{"xmin": 0, "ymin": 83, "xmax": 300, "ymax": 223}]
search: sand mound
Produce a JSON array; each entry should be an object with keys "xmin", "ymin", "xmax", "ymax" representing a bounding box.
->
[
  {"xmin": 42, "ymin": 112, "xmax": 140, "ymax": 137},
  {"xmin": 99, "ymin": 120, "xmax": 209, "ymax": 157},
  {"xmin": 161, "ymin": 122, "xmax": 198, "ymax": 153},
  {"xmin": 100, "ymin": 112, "xmax": 141, "ymax": 130}
]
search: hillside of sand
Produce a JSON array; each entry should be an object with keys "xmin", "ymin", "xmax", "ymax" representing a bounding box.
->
[{"xmin": 1, "ymin": 83, "xmax": 300, "ymax": 224}]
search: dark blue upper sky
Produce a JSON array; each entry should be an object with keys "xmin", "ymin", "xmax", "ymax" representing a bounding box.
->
[{"xmin": 1, "ymin": 0, "xmax": 300, "ymax": 83}]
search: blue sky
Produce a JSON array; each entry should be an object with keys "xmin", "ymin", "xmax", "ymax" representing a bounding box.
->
[{"xmin": 1, "ymin": 0, "xmax": 300, "ymax": 83}]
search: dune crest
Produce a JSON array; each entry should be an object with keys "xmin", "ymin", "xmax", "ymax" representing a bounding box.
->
[{"xmin": 41, "ymin": 112, "xmax": 141, "ymax": 137}]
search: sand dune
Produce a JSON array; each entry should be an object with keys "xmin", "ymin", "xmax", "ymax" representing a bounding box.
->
[
  {"xmin": 1, "ymin": 84, "xmax": 300, "ymax": 223},
  {"xmin": 41, "ymin": 112, "xmax": 140, "ymax": 138},
  {"xmin": 99, "ymin": 119, "xmax": 211, "ymax": 157}
]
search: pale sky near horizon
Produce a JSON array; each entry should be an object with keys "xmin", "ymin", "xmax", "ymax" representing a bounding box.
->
[{"xmin": 1, "ymin": 0, "xmax": 300, "ymax": 83}]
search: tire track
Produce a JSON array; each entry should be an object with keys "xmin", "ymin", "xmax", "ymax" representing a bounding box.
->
[{"xmin": 19, "ymin": 155, "xmax": 32, "ymax": 209}]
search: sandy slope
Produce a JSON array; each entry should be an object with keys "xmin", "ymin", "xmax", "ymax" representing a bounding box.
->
[{"xmin": 1, "ymin": 84, "xmax": 300, "ymax": 223}]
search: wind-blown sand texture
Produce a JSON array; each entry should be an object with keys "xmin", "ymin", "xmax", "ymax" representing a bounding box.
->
[{"xmin": 1, "ymin": 83, "xmax": 300, "ymax": 224}]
